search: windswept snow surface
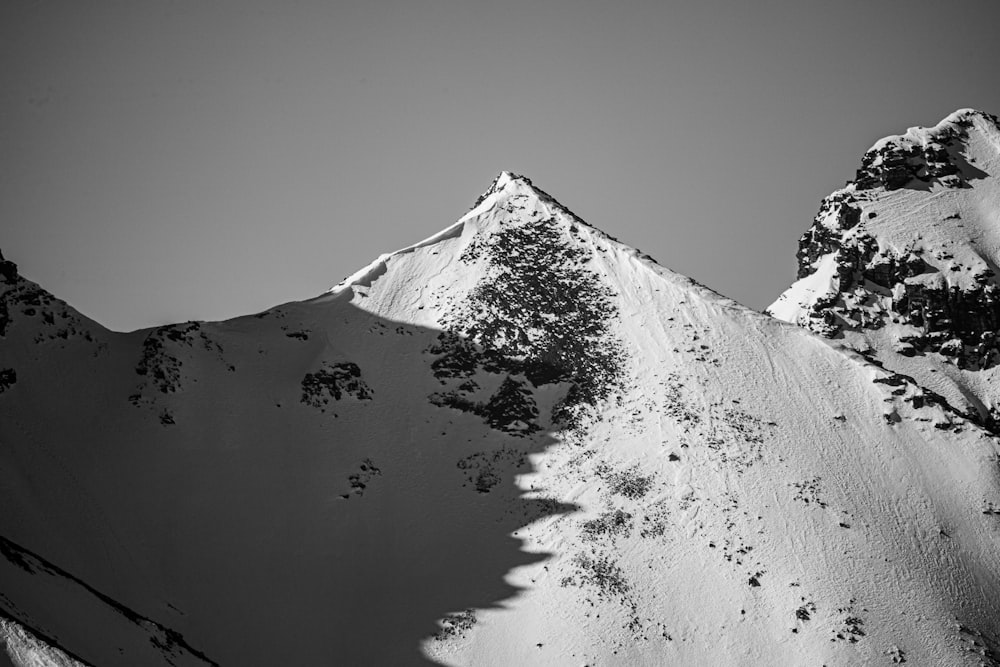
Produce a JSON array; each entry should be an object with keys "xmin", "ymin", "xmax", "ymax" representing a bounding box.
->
[{"xmin": 1, "ymin": 172, "xmax": 1000, "ymax": 664}]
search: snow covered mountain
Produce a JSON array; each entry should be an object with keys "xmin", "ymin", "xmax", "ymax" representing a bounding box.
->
[
  {"xmin": 769, "ymin": 109, "xmax": 1000, "ymax": 433},
  {"xmin": 3, "ymin": 170, "xmax": 1000, "ymax": 665}
]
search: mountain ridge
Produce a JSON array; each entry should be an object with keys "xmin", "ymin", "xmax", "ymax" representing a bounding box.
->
[{"xmin": 3, "ymin": 128, "xmax": 1000, "ymax": 665}]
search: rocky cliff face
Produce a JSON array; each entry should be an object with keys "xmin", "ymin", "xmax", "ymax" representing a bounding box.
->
[
  {"xmin": 769, "ymin": 109, "xmax": 1000, "ymax": 425},
  {"xmin": 852, "ymin": 112, "xmax": 988, "ymax": 192}
]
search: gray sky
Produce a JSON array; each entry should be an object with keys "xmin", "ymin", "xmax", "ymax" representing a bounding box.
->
[{"xmin": 3, "ymin": 0, "xmax": 1000, "ymax": 331}]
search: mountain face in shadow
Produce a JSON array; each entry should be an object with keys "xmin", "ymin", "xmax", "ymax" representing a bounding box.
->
[
  {"xmin": 4, "ymin": 165, "xmax": 1000, "ymax": 665},
  {"xmin": 0, "ymin": 297, "xmax": 576, "ymax": 664}
]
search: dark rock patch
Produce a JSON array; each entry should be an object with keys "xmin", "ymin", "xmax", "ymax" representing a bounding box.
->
[
  {"xmin": 597, "ymin": 464, "xmax": 653, "ymax": 499},
  {"xmin": 439, "ymin": 215, "xmax": 625, "ymax": 429},
  {"xmin": 300, "ymin": 362, "xmax": 372, "ymax": 411},
  {"xmin": 340, "ymin": 458, "xmax": 381, "ymax": 499},
  {"xmin": 580, "ymin": 509, "xmax": 633, "ymax": 542},
  {"xmin": 0, "ymin": 368, "xmax": 15, "ymax": 394}
]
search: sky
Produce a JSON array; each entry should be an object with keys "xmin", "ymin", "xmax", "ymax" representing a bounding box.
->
[{"xmin": 3, "ymin": 0, "xmax": 1000, "ymax": 332}]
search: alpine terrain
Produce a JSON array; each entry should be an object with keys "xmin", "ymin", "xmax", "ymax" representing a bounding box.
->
[
  {"xmin": 770, "ymin": 109, "xmax": 1000, "ymax": 434},
  {"xmin": 2, "ymin": 140, "xmax": 1000, "ymax": 664}
]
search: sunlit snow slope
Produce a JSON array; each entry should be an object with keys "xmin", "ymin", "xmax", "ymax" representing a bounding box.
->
[
  {"xmin": 769, "ymin": 109, "xmax": 1000, "ymax": 432},
  {"xmin": 2, "ymin": 171, "xmax": 1000, "ymax": 665}
]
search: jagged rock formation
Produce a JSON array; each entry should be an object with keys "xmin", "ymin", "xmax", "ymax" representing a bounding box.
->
[
  {"xmin": 769, "ymin": 109, "xmax": 1000, "ymax": 428},
  {"xmin": 853, "ymin": 112, "xmax": 988, "ymax": 192},
  {"xmin": 3, "ymin": 172, "xmax": 1000, "ymax": 665}
]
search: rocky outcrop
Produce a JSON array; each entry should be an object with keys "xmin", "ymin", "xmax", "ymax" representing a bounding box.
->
[
  {"xmin": 0, "ymin": 367, "xmax": 15, "ymax": 394},
  {"xmin": 793, "ymin": 220, "xmax": 1000, "ymax": 367},
  {"xmin": 0, "ymin": 248, "xmax": 99, "ymax": 345},
  {"xmin": 853, "ymin": 110, "xmax": 992, "ymax": 191},
  {"xmin": 794, "ymin": 192, "xmax": 866, "ymax": 281},
  {"xmin": 300, "ymin": 361, "xmax": 373, "ymax": 411},
  {"xmin": 0, "ymin": 249, "xmax": 18, "ymax": 285},
  {"xmin": 773, "ymin": 110, "xmax": 1000, "ymax": 370}
]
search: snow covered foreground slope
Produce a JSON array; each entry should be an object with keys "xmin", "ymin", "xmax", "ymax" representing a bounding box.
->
[
  {"xmin": 2, "ymin": 172, "xmax": 1000, "ymax": 665},
  {"xmin": 769, "ymin": 109, "xmax": 1000, "ymax": 433}
]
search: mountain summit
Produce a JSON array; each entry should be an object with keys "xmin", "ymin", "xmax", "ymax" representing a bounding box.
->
[
  {"xmin": 2, "ymin": 164, "xmax": 1000, "ymax": 665},
  {"xmin": 769, "ymin": 109, "xmax": 1000, "ymax": 429}
]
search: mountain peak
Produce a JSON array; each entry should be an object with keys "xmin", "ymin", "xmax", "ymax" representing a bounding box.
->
[
  {"xmin": 941, "ymin": 107, "xmax": 999, "ymax": 127},
  {"xmin": 327, "ymin": 172, "xmax": 596, "ymax": 298},
  {"xmin": 467, "ymin": 171, "xmax": 597, "ymax": 239},
  {"xmin": 769, "ymin": 107, "xmax": 1000, "ymax": 427},
  {"xmin": 493, "ymin": 169, "xmax": 523, "ymax": 189},
  {"xmin": 468, "ymin": 170, "xmax": 536, "ymax": 212},
  {"xmin": 853, "ymin": 108, "xmax": 998, "ymax": 192}
]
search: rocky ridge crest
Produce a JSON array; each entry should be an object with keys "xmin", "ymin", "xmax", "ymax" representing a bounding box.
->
[{"xmin": 769, "ymin": 108, "xmax": 1000, "ymax": 424}]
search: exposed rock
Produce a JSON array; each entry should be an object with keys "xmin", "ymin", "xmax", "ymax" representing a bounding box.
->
[
  {"xmin": 854, "ymin": 111, "xmax": 991, "ymax": 191},
  {"xmin": 0, "ymin": 367, "xmax": 15, "ymax": 394},
  {"xmin": 300, "ymin": 362, "xmax": 373, "ymax": 410},
  {"xmin": 0, "ymin": 249, "xmax": 18, "ymax": 285},
  {"xmin": 771, "ymin": 110, "xmax": 1000, "ymax": 371}
]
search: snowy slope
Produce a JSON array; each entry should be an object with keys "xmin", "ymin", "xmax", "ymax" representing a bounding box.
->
[
  {"xmin": 1, "ymin": 617, "xmax": 88, "ymax": 667},
  {"xmin": 769, "ymin": 109, "xmax": 1000, "ymax": 430},
  {"xmin": 2, "ymin": 172, "xmax": 1000, "ymax": 665}
]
